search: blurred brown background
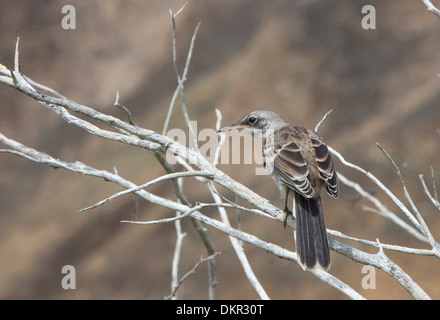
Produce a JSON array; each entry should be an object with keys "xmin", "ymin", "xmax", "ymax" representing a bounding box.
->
[{"xmin": 0, "ymin": 0, "xmax": 439, "ymax": 299}]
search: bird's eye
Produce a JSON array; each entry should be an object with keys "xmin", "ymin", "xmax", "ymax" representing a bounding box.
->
[{"xmin": 248, "ymin": 116, "xmax": 257, "ymax": 125}]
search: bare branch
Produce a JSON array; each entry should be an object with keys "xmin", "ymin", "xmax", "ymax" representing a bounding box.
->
[
  {"xmin": 420, "ymin": 173, "xmax": 440, "ymax": 211},
  {"xmin": 80, "ymin": 171, "xmax": 214, "ymax": 213},
  {"xmin": 1, "ymin": 6, "xmax": 438, "ymax": 300},
  {"xmin": 120, "ymin": 202, "xmax": 268, "ymax": 225},
  {"xmin": 422, "ymin": 0, "xmax": 440, "ymax": 18},
  {"xmin": 206, "ymin": 181, "xmax": 270, "ymax": 300},
  {"xmin": 336, "ymin": 172, "xmax": 428, "ymax": 243},
  {"xmin": 431, "ymin": 166, "xmax": 439, "ymax": 203},
  {"xmin": 330, "ymin": 146, "xmax": 427, "ymax": 237},
  {"xmin": 329, "ymin": 237, "xmax": 431, "ymax": 299},
  {"xmin": 163, "ymin": 3, "xmax": 201, "ymax": 145},
  {"xmin": 14, "ymin": 34, "xmax": 20, "ymax": 73},
  {"xmin": 329, "ymin": 229, "xmax": 439, "ymax": 257},
  {"xmin": 213, "ymin": 108, "xmax": 226, "ymax": 167},
  {"xmin": 377, "ymin": 143, "xmax": 436, "ymax": 248},
  {"xmin": 170, "ymin": 210, "xmax": 187, "ymax": 300},
  {"xmin": 114, "ymin": 91, "xmax": 137, "ymax": 126},
  {"xmin": 315, "ymin": 109, "xmax": 333, "ymax": 132},
  {"xmin": 166, "ymin": 251, "xmax": 222, "ymax": 300}
]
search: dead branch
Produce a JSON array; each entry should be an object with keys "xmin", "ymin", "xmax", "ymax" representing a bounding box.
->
[{"xmin": 1, "ymin": 6, "xmax": 439, "ymax": 300}]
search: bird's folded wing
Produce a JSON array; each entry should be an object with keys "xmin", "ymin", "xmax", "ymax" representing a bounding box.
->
[
  {"xmin": 265, "ymin": 136, "xmax": 315, "ymax": 198},
  {"xmin": 310, "ymin": 138, "xmax": 339, "ymax": 199}
]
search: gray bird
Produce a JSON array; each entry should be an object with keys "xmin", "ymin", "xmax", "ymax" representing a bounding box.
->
[{"xmin": 217, "ymin": 109, "xmax": 338, "ymax": 270}]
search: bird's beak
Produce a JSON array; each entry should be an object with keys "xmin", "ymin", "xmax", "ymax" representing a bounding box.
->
[{"xmin": 216, "ymin": 122, "xmax": 250, "ymax": 133}]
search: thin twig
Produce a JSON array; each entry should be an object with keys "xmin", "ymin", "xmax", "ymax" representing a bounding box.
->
[
  {"xmin": 170, "ymin": 210, "xmax": 187, "ymax": 300},
  {"xmin": 120, "ymin": 202, "xmax": 258, "ymax": 225},
  {"xmin": 1, "ymin": 10, "xmax": 438, "ymax": 300},
  {"xmin": 432, "ymin": 166, "xmax": 439, "ymax": 203},
  {"xmin": 336, "ymin": 172, "xmax": 428, "ymax": 243},
  {"xmin": 114, "ymin": 91, "xmax": 137, "ymax": 126},
  {"xmin": 176, "ymin": 22, "xmax": 202, "ymax": 153},
  {"xmin": 166, "ymin": 251, "xmax": 222, "ymax": 300},
  {"xmin": 213, "ymin": 108, "xmax": 227, "ymax": 167},
  {"xmin": 23, "ymin": 75, "xmax": 67, "ymax": 99},
  {"xmin": 206, "ymin": 181, "xmax": 270, "ymax": 300},
  {"xmin": 329, "ymin": 229, "xmax": 439, "ymax": 257},
  {"xmin": 79, "ymin": 171, "xmax": 214, "ymax": 212},
  {"xmin": 163, "ymin": 3, "xmax": 201, "ymax": 149},
  {"xmin": 315, "ymin": 109, "xmax": 333, "ymax": 132},
  {"xmin": 14, "ymin": 34, "xmax": 20, "ymax": 73},
  {"xmin": 419, "ymin": 174, "xmax": 440, "ymax": 211},
  {"xmin": 153, "ymin": 151, "xmax": 218, "ymax": 299},
  {"xmin": 330, "ymin": 146, "xmax": 426, "ymax": 235},
  {"xmin": 377, "ymin": 143, "xmax": 436, "ymax": 247}
]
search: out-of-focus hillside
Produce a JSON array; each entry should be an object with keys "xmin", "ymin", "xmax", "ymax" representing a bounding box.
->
[{"xmin": 0, "ymin": 0, "xmax": 439, "ymax": 299}]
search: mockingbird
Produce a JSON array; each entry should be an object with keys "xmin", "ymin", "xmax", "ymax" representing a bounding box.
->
[{"xmin": 217, "ymin": 109, "xmax": 338, "ymax": 270}]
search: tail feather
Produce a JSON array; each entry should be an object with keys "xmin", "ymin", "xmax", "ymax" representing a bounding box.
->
[{"xmin": 294, "ymin": 193, "xmax": 330, "ymax": 270}]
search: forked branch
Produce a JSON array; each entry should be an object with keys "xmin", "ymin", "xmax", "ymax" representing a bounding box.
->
[{"xmin": 0, "ymin": 6, "xmax": 438, "ymax": 300}]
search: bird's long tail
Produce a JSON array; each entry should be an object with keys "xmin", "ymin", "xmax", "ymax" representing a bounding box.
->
[{"xmin": 294, "ymin": 193, "xmax": 330, "ymax": 270}]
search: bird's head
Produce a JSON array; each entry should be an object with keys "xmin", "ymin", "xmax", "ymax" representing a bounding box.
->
[{"xmin": 217, "ymin": 109, "xmax": 287, "ymax": 140}]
